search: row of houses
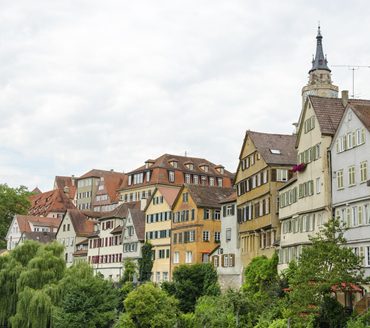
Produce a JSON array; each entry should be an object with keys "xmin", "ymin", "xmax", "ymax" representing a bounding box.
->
[{"xmin": 4, "ymin": 27, "xmax": 370, "ymax": 291}]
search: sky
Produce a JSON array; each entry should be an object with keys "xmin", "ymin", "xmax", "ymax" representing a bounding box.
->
[{"xmin": 1, "ymin": 0, "xmax": 370, "ymax": 191}]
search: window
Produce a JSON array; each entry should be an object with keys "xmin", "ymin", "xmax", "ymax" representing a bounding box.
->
[
  {"xmin": 185, "ymin": 174, "xmax": 191, "ymax": 184},
  {"xmin": 209, "ymin": 177, "xmax": 215, "ymax": 186},
  {"xmin": 193, "ymin": 175, "xmax": 199, "ymax": 184},
  {"xmin": 348, "ymin": 166, "xmax": 356, "ymax": 186},
  {"xmin": 168, "ymin": 171, "xmax": 175, "ymax": 183},
  {"xmin": 337, "ymin": 170, "xmax": 344, "ymax": 189},
  {"xmin": 214, "ymin": 232, "xmax": 221, "ymax": 242},
  {"xmin": 270, "ymin": 149, "xmax": 281, "ymax": 155},
  {"xmin": 203, "ymin": 231, "xmax": 210, "ymax": 241},
  {"xmin": 182, "ymin": 193, "xmax": 189, "ymax": 203},
  {"xmin": 316, "ymin": 177, "xmax": 321, "ymax": 194},
  {"xmin": 213, "ymin": 210, "xmax": 220, "ymax": 220},
  {"xmin": 173, "ymin": 252, "xmax": 179, "ymax": 264},
  {"xmin": 203, "ymin": 209, "xmax": 210, "ymax": 220},
  {"xmin": 360, "ymin": 161, "xmax": 368, "ymax": 183},
  {"xmin": 163, "ymin": 272, "xmax": 168, "ymax": 281},
  {"xmin": 276, "ymin": 169, "xmax": 288, "ymax": 182},
  {"xmin": 226, "ymin": 204, "xmax": 235, "ymax": 216},
  {"xmin": 185, "ymin": 251, "xmax": 192, "ymax": 263},
  {"xmin": 304, "ymin": 115, "xmax": 315, "ymax": 133},
  {"xmin": 217, "ymin": 178, "xmax": 223, "ymax": 187},
  {"xmin": 189, "ymin": 230, "xmax": 195, "ymax": 242},
  {"xmin": 226, "ymin": 228, "xmax": 232, "ymax": 241}
]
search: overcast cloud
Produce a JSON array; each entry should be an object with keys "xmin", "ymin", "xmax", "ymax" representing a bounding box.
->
[{"xmin": 1, "ymin": 0, "xmax": 370, "ymax": 191}]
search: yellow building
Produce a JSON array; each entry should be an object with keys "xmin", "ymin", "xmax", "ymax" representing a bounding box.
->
[
  {"xmin": 144, "ymin": 186, "xmax": 181, "ymax": 283},
  {"xmin": 171, "ymin": 184, "xmax": 234, "ymax": 274},
  {"xmin": 235, "ymin": 131, "xmax": 296, "ymax": 268}
]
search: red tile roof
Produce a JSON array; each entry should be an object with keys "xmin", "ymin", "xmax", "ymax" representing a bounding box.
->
[
  {"xmin": 67, "ymin": 209, "xmax": 97, "ymax": 237},
  {"xmin": 92, "ymin": 171, "xmax": 127, "ymax": 204},
  {"xmin": 119, "ymin": 153, "xmax": 234, "ymax": 190},
  {"xmin": 156, "ymin": 186, "xmax": 181, "ymax": 207},
  {"xmin": 54, "ymin": 176, "xmax": 76, "ymax": 199},
  {"xmin": 29, "ymin": 189, "xmax": 75, "ymax": 217},
  {"xmin": 129, "ymin": 208, "xmax": 145, "ymax": 241}
]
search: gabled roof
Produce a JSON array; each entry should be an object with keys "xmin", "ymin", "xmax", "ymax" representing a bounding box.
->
[
  {"xmin": 129, "ymin": 208, "xmax": 145, "ymax": 241},
  {"xmin": 67, "ymin": 209, "xmax": 97, "ymax": 237},
  {"xmin": 16, "ymin": 215, "xmax": 61, "ymax": 233},
  {"xmin": 29, "ymin": 189, "xmax": 75, "ymax": 216},
  {"xmin": 308, "ymin": 96, "xmax": 345, "ymax": 136},
  {"xmin": 351, "ymin": 104, "xmax": 370, "ymax": 131},
  {"xmin": 246, "ymin": 131, "xmax": 297, "ymax": 166},
  {"xmin": 93, "ymin": 171, "xmax": 127, "ymax": 203},
  {"xmin": 31, "ymin": 187, "xmax": 42, "ymax": 195},
  {"xmin": 78, "ymin": 169, "xmax": 124, "ymax": 180},
  {"xmin": 184, "ymin": 185, "xmax": 234, "ymax": 208},
  {"xmin": 145, "ymin": 186, "xmax": 181, "ymax": 211},
  {"xmin": 99, "ymin": 202, "xmax": 140, "ymax": 220}
]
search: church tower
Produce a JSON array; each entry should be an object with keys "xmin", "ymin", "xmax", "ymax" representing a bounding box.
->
[{"xmin": 302, "ymin": 26, "xmax": 339, "ymax": 106}]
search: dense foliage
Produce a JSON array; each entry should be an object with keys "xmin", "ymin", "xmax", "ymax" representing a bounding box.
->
[
  {"xmin": 0, "ymin": 184, "xmax": 31, "ymax": 249},
  {"xmin": 1, "ymin": 218, "xmax": 368, "ymax": 327},
  {"xmin": 138, "ymin": 242, "xmax": 154, "ymax": 282}
]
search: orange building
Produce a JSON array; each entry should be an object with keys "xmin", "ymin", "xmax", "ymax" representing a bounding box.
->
[{"xmin": 171, "ymin": 184, "xmax": 234, "ymax": 273}]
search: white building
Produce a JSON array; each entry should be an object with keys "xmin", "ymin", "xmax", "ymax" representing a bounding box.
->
[
  {"xmin": 212, "ymin": 193, "xmax": 243, "ymax": 290},
  {"xmin": 6, "ymin": 215, "xmax": 60, "ymax": 250},
  {"xmin": 56, "ymin": 209, "xmax": 96, "ymax": 266},
  {"xmin": 330, "ymin": 102, "xmax": 370, "ymax": 276}
]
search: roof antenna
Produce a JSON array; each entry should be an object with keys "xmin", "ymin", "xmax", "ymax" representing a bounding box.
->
[{"xmin": 332, "ymin": 65, "xmax": 370, "ymax": 98}]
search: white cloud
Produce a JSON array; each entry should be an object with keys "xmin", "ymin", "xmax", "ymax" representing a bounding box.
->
[{"xmin": 1, "ymin": 0, "xmax": 370, "ymax": 190}]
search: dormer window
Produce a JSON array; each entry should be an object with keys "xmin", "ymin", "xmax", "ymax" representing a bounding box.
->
[
  {"xmin": 145, "ymin": 160, "xmax": 155, "ymax": 169},
  {"xmin": 169, "ymin": 160, "xmax": 178, "ymax": 168},
  {"xmin": 215, "ymin": 165, "xmax": 225, "ymax": 174},
  {"xmin": 270, "ymin": 149, "xmax": 281, "ymax": 155},
  {"xmin": 185, "ymin": 162, "xmax": 194, "ymax": 170},
  {"xmin": 200, "ymin": 164, "xmax": 209, "ymax": 172}
]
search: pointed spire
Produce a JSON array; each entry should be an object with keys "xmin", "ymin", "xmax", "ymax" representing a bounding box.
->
[{"xmin": 309, "ymin": 25, "xmax": 331, "ymax": 73}]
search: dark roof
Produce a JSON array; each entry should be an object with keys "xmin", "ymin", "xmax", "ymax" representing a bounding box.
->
[
  {"xmin": 99, "ymin": 202, "xmax": 140, "ymax": 220},
  {"xmin": 309, "ymin": 26, "xmax": 330, "ymax": 73},
  {"xmin": 110, "ymin": 226, "xmax": 123, "ymax": 234},
  {"xmin": 129, "ymin": 208, "xmax": 145, "ymax": 240},
  {"xmin": 73, "ymin": 249, "xmax": 88, "ymax": 256},
  {"xmin": 219, "ymin": 191, "xmax": 237, "ymax": 204},
  {"xmin": 309, "ymin": 96, "xmax": 345, "ymax": 135},
  {"xmin": 20, "ymin": 231, "xmax": 56, "ymax": 244},
  {"xmin": 16, "ymin": 215, "xmax": 61, "ymax": 233},
  {"xmin": 68, "ymin": 209, "xmax": 97, "ymax": 237},
  {"xmin": 31, "ymin": 187, "xmax": 42, "ymax": 194},
  {"xmin": 81, "ymin": 210, "xmax": 110, "ymax": 219},
  {"xmin": 246, "ymin": 131, "xmax": 297, "ymax": 165},
  {"xmin": 351, "ymin": 104, "xmax": 370, "ymax": 130},
  {"xmin": 186, "ymin": 185, "xmax": 234, "ymax": 208}
]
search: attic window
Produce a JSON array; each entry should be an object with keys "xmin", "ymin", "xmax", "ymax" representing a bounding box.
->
[
  {"xmin": 169, "ymin": 160, "xmax": 178, "ymax": 168},
  {"xmin": 270, "ymin": 149, "xmax": 281, "ymax": 155},
  {"xmin": 185, "ymin": 162, "xmax": 194, "ymax": 170},
  {"xmin": 200, "ymin": 165, "xmax": 209, "ymax": 172}
]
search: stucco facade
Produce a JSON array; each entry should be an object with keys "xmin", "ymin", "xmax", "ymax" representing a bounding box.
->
[{"xmin": 331, "ymin": 105, "xmax": 370, "ymax": 276}]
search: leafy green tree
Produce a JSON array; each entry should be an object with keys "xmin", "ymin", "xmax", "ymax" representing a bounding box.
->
[
  {"xmin": 139, "ymin": 242, "xmax": 153, "ymax": 282},
  {"xmin": 162, "ymin": 263, "xmax": 220, "ymax": 313},
  {"xmin": 288, "ymin": 218, "xmax": 364, "ymax": 323},
  {"xmin": 115, "ymin": 283, "xmax": 178, "ymax": 328},
  {"xmin": 193, "ymin": 295, "xmax": 237, "ymax": 328},
  {"xmin": 0, "ymin": 241, "xmax": 42, "ymax": 325},
  {"xmin": 0, "ymin": 184, "xmax": 31, "ymax": 249},
  {"xmin": 52, "ymin": 262, "xmax": 120, "ymax": 328},
  {"xmin": 122, "ymin": 258, "xmax": 138, "ymax": 283}
]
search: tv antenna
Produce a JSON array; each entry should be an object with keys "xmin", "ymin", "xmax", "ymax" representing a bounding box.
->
[{"xmin": 332, "ymin": 65, "xmax": 370, "ymax": 98}]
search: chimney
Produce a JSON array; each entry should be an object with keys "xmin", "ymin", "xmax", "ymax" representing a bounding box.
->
[
  {"xmin": 342, "ymin": 90, "xmax": 349, "ymax": 107},
  {"xmin": 71, "ymin": 175, "xmax": 75, "ymax": 186}
]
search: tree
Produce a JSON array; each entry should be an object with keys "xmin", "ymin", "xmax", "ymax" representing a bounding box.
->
[
  {"xmin": 0, "ymin": 184, "xmax": 31, "ymax": 249},
  {"xmin": 288, "ymin": 218, "xmax": 364, "ymax": 323},
  {"xmin": 122, "ymin": 258, "xmax": 138, "ymax": 283},
  {"xmin": 52, "ymin": 262, "xmax": 120, "ymax": 328},
  {"xmin": 138, "ymin": 242, "xmax": 153, "ymax": 282},
  {"xmin": 115, "ymin": 283, "xmax": 178, "ymax": 328},
  {"xmin": 162, "ymin": 263, "xmax": 220, "ymax": 313}
]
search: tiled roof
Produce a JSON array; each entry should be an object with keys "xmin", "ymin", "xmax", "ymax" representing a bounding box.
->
[
  {"xmin": 309, "ymin": 96, "xmax": 345, "ymax": 135},
  {"xmin": 81, "ymin": 210, "xmax": 110, "ymax": 219},
  {"xmin": 31, "ymin": 187, "xmax": 42, "ymax": 194},
  {"xmin": 99, "ymin": 202, "xmax": 141, "ymax": 220},
  {"xmin": 76, "ymin": 238, "xmax": 88, "ymax": 246},
  {"xmin": 247, "ymin": 131, "xmax": 297, "ymax": 165},
  {"xmin": 78, "ymin": 169, "xmax": 124, "ymax": 180},
  {"xmin": 68, "ymin": 209, "xmax": 97, "ymax": 237},
  {"xmin": 110, "ymin": 225, "xmax": 123, "ymax": 234},
  {"xmin": 186, "ymin": 185, "xmax": 234, "ymax": 208},
  {"xmin": 73, "ymin": 249, "xmax": 88, "ymax": 256},
  {"xmin": 20, "ymin": 231, "xmax": 56, "ymax": 244},
  {"xmin": 351, "ymin": 104, "xmax": 370, "ymax": 130},
  {"xmin": 29, "ymin": 189, "xmax": 75, "ymax": 216},
  {"xmin": 119, "ymin": 153, "xmax": 233, "ymax": 190},
  {"xmin": 219, "ymin": 191, "xmax": 237, "ymax": 204},
  {"xmin": 93, "ymin": 171, "xmax": 127, "ymax": 204},
  {"xmin": 129, "ymin": 208, "xmax": 145, "ymax": 241},
  {"xmin": 16, "ymin": 215, "xmax": 61, "ymax": 233},
  {"xmin": 54, "ymin": 176, "xmax": 76, "ymax": 199},
  {"xmin": 157, "ymin": 186, "xmax": 181, "ymax": 207}
]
